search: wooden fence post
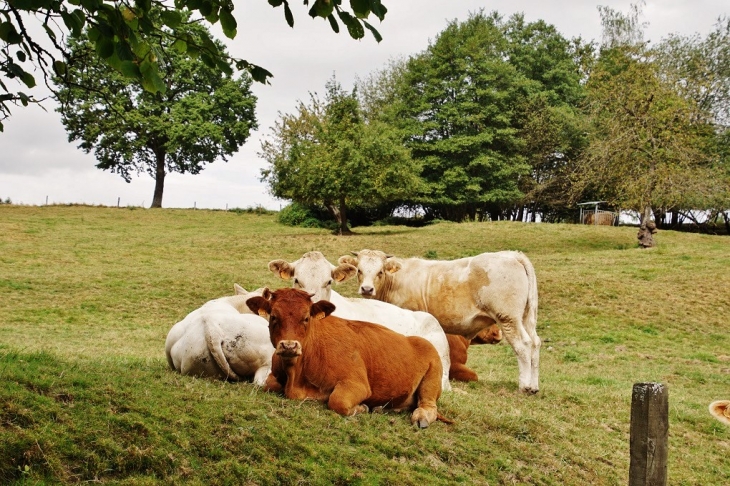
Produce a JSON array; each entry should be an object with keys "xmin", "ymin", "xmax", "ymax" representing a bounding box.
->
[{"xmin": 629, "ymin": 382, "xmax": 668, "ymax": 486}]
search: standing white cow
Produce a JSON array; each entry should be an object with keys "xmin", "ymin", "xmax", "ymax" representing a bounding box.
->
[
  {"xmin": 165, "ymin": 284, "xmax": 274, "ymax": 385},
  {"xmin": 268, "ymin": 251, "xmax": 453, "ymax": 392},
  {"xmin": 339, "ymin": 249, "xmax": 541, "ymax": 394}
]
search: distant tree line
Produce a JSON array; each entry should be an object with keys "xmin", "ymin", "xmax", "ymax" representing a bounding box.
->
[{"xmin": 260, "ymin": 5, "xmax": 730, "ymax": 240}]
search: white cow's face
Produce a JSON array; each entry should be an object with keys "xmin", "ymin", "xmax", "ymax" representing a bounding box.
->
[
  {"xmin": 269, "ymin": 251, "xmax": 356, "ymax": 303},
  {"xmin": 345, "ymin": 250, "xmax": 400, "ymax": 298}
]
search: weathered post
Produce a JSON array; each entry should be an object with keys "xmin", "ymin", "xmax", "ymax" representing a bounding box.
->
[{"xmin": 629, "ymin": 382, "xmax": 668, "ymax": 486}]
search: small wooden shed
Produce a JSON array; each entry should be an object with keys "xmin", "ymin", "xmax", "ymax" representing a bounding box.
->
[{"xmin": 578, "ymin": 201, "xmax": 619, "ymax": 226}]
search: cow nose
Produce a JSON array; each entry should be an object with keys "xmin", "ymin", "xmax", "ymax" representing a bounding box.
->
[
  {"xmin": 276, "ymin": 340, "xmax": 302, "ymax": 357},
  {"xmin": 360, "ymin": 286, "xmax": 374, "ymax": 296}
]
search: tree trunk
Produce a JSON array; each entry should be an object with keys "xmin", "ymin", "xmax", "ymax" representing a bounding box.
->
[
  {"xmin": 326, "ymin": 198, "xmax": 352, "ymax": 235},
  {"xmin": 637, "ymin": 205, "xmax": 657, "ymax": 248},
  {"xmin": 151, "ymin": 149, "xmax": 166, "ymax": 208}
]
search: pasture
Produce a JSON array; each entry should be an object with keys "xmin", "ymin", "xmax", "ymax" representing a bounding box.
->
[{"xmin": 1, "ymin": 205, "xmax": 729, "ymax": 485}]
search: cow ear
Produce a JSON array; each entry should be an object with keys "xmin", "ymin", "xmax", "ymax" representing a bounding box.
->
[
  {"xmin": 384, "ymin": 260, "xmax": 402, "ymax": 274},
  {"xmin": 246, "ymin": 296, "xmax": 271, "ymax": 317},
  {"xmin": 269, "ymin": 260, "xmax": 294, "ymax": 280},
  {"xmin": 233, "ymin": 283, "xmax": 247, "ymax": 295},
  {"xmin": 333, "ymin": 263, "xmax": 357, "ymax": 283},
  {"xmin": 338, "ymin": 255, "xmax": 358, "ymax": 267},
  {"xmin": 311, "ymin": 300, "xmax": 336, "ymax": 319}
]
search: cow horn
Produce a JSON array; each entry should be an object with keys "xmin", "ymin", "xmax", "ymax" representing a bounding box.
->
[{"xmin": 350, "ymin": 251, "xmax": 358, "ymax": 256}]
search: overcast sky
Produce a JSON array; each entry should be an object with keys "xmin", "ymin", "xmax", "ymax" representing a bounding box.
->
[{"xmin": 1, "ymin": 1, "xmax": 727, "ymax": 209}]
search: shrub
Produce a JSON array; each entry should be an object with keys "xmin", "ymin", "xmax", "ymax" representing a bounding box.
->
[{"xmin": 277, "ymin": 203, "xmax": 333, "ymax": 229}]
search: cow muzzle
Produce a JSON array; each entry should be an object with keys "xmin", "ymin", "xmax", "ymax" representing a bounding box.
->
[
  {"xmin": 276, "ymin": 340, "xmax": 302, "ymax": 358},
  {"xmin": 359, "ymin": 285, "xmax": 375, "ymax": 297}
]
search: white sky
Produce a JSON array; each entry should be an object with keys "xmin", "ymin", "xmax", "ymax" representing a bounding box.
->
[{"xmin": 0, "ymin": 1, "xmax": 727, "ymax": 209}]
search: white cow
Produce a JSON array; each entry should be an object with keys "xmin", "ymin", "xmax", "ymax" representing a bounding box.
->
[
  {"xmin": 268, "ymin": 251, "xmax": 453, "ymax": 392},
  {"xmin": 339, "ymin": 249, "xmax": 541, "ymax": 394},
  {"xmin": 710, "ymin": 400, "xmax": 730, "ymax": 426},
  {"xmin": 165, "ymin": 284, "xmax": 274, "ymax": 385}
]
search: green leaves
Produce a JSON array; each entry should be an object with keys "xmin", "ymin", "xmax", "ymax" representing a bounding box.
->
[
  {"xmin": 219, "ymin": 7, "xmax": 237, "ymax": 39},
  {"xmin": 0, "ymin": 22, "xmax": 23, "ymax": 44}
]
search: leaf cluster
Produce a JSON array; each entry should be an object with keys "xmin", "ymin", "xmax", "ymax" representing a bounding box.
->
[{"xmin": 0, "ymin": 0, "xmax": 389, "ymax": 131}]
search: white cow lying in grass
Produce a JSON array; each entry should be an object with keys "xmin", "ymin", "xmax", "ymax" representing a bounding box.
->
[
  {"xmin": 268, "ymin": 251, "xmax": 452, "ymax": 392},
  {"xmin": 165, "ymin": 284, "xmax": 274, "ymax": 385},
  {"xmin": 710, "ymin": 400, "xmax": 730, "ymax": 426}
]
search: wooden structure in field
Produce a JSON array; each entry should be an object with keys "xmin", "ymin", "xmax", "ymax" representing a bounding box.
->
[{"xmin": 578, "ymin": 201, "xmax": 619, "ymax": 226}]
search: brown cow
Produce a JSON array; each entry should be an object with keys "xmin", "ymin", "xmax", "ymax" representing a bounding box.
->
[
  {"xmin": 709, "ymin": 400, "xmax": 730, "ymax": 426},
  {"xmin": 246, "ymin": 288, "xmax": 447, "ymax": 428},
  {"xmin": 447, "ymin": 325, "xmax": 503, "ymax": 382}
]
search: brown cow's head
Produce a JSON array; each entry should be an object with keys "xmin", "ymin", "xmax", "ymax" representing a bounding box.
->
[
  {"xmin": 710, "ymin": 400, "xmax": 730, "ymax": 426},
  {"xmin": 246, "ymin": 288, "xmax": 336, "ymax": 359},
  {"xmin": 471, "ymin": 324, "xmax": 503, "ymax": 345},
  {"xmin": 269, "ymin": 251, "xmax": 356, "ymax": 302},
  {"xmin": 339, "ymin": 249, "xmax": 399, "ymax": 298}
]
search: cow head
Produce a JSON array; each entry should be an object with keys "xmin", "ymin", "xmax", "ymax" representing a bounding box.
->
[
  {"xmin": 338, "ymin": 249, "xmax": 400, "ymax": 298},
  {"xmin": 470, "ymin": 324, "xmax": 503, "ymax": 345},
  {"xmin": 246, "ymin": 288, "xmax": 336, "ymax": 360},
  {"xmin": 268, "ymin": 251, "xmax": 356, "ymax": 302},
  {"xmin": 710, "ymin": 400, "xmax": 730, "ymax": 426}
]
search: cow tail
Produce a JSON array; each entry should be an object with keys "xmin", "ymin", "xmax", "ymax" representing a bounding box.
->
[
  {"xmin": 516, "ymin": 252, "xmax": 538, "ymax": 332},
  {"xmin": 437, "ymin": 413, "xmax": 455, "ymax": 425},
  {"xmin": 204, "ymin": 316, "xmax": 241, "ymax": 381}
]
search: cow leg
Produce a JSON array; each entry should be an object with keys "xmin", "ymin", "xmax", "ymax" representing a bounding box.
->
[
  {"xmin": 449, "ymin": 363, "xmax": 479, "ymax": 382},
  {"xmin": 528, "ymin": 328, "xmax": 541, "ymax": 393},
  {"xmin": 411, "ymin": 361, "xmax": 443, "ymax": 428},
  {"xmin": 499, "ymin": 316, "xmax": 536, "ymax": 394},
  {"xmin": 327, "ymin": 380, "xmax": 371, "ymax": 417},
  {"xmin": 253, "ymin": 366, "xmax": 271, "ymax": 387}
]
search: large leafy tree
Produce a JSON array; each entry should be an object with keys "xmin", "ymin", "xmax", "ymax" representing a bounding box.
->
[
  {"xmin": 0, "ymin": 0, "xmax": 388, "ymax": 131},
  {"xmin": 55, "ymin": 13, "xmax": 257, "ymax": 208},
  {"xmin": 387, "ymin": 11, "xmax": 585, "ymax": 222},
  {"xmin": 260, "ymin": 77, "xmax": 420, "ymax": 234},
  {"xmin": 503, "ymin": 15, "xmax": 589, "ymax": 222},
  {"xmin": 654, "ymin": 17, "xmax": 730, "ymax": 230},
  {"xmin": 574, "ymin": 2, "xmax": 719, "ymax": 246}
]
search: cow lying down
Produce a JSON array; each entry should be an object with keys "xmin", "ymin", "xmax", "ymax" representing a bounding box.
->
[
  {"xmin": 165, "ymin": 284, "xmax": 274, "ymax": 385},
  {"xmin": 246, "ymin": 288, "xmax": 451, "ymax": 428},
  {"xmin": 709, "ymin": 400, "xmax": 730, "ymax": 426}
]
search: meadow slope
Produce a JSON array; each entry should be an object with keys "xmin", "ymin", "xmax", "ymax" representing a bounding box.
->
[{"xmin": 0, "ymin": 205, "xmax": 728, "ymax": 485}]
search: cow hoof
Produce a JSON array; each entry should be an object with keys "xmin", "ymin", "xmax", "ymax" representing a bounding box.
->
[
  {"xmin": 520, "ymin": 387, "xmax": 539, "ymax": 395},
  {"xmin": 350, "ymin": 404, "xmax": 369, "ymax": 416},
  {"xmin": 372, "ymin": 406, "xmax": 385, "ymax": 414},
  {"xmin": 417, "ymin": 418, "xmax": 430, "ymax": 429}
]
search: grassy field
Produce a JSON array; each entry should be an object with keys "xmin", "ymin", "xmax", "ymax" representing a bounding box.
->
[{"xmin": 1, "ymin": 205, "xmax": 729, "ymax": 485}]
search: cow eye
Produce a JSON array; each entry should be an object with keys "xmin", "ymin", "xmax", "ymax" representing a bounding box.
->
[
  {"xmin": 326, "ymin": 280, "xmax": 333, "ymax": 287},
  {"xmin": 293, "ymin": 278, "xmax": 299, "ymax": 287},
  {"xmin": 377, "ymin": 271, "xmax": 383, "ymax": 277},
  {"xmin": 269, "ymin": 316, "xmax": 278, "ymax": 327}
]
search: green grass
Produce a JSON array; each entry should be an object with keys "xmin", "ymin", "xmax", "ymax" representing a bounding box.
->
[{"xmin": 1, "ymin": 205, "xmax": 729, "ymax": 485}]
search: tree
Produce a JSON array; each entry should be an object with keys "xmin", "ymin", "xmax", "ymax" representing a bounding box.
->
[
  {"xmin": 1, "ymin": 0, "xmax": 389, "ymax": 131},
  {"xmin": 381, "ymin": 11, "xmax": 586, "ymax": 222},
  {"xmin": 654, "ymin": 17, "xmax": 730, "ymax": 231},
  {"xmin": 55, "ymin": 13, "xmax": 257, "ymax": 208},
  {"xmin": 260, "ymin": 77, "xmax": 420, "ymax": 234},
  {"xmin": 574, "ymin": 2, "xmax": 719, "ymax": 246}
]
